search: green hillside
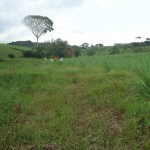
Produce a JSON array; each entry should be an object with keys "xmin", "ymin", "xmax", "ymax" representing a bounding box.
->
[{"xmin": 0, "ymin": 44, "xmax": 31, "ymax": 58}]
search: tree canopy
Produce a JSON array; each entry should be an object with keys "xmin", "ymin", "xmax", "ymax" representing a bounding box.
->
[{"xmin": 22, "ymin": 15, "xmax": 54, "ymax": 47}]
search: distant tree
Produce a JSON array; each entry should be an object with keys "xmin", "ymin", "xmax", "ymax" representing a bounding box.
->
[
  {"xmin": 49, "ymin": 38, "xmax": 70, "ymax": 57},
  {"xmin": 136, "ymin": 36, "xmax": 141, "ymax": 39},
  {"xmin": 133, "ymin": 47, "xmax": 143, "ymax": 53},
  {"xmin": 131, "ymin": 42, "xmax": 141, "ymax": 47},
  {"xmin": 110, "ymin": 46, "xmax": 120, "ymax": 55},
  {"xmin": 34, "ymin": 50, "xmax": 46, "ymax": 58},
  {"xmin": 144, "ymin": 40, "xmax": 150, "ymax": 46},
  {"xmin": 22, "ymin": 15, "xmax": 54, "ymax": 48},
  {"xmin": 90, "ymin": 43, "xmax": 103, "ymax": 49},
  {"xmin": 95, "ymin": 43, "xmax": 103, "ymax": 48},
  {"xmin": 146, "ymin": 38, "xmax": 150, "ymax": 41},
  {"xmin": 72, "ymin": 45, "xmax": 81, "ymax": 57},
  {"xmin": 81, "ymin": 43, "xmax": 89, "ymax": 49}
]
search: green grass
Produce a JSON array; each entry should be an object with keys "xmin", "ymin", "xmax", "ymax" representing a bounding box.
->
[
  {"xmin": 0, "ymin": 53, "xmax": 150, "ymax": 149},
  {"xmin": 0, "ymin": 44, "xmax": 31, "ymax": 59},
  {"xmin": 7, "ymin": 44, "xmax": 32, "ymax": 51}
]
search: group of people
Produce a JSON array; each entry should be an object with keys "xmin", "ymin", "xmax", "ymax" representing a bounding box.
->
[{"xmin": 43, "ymin": 56, "xmax": 64, "ymax": 63}]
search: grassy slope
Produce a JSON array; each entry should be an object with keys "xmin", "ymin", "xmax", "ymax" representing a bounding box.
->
[
  {"xmin": 0, "ymin": 53, "xmax": 150, "ymax": 149},
  {"xmin": 0, "ymin": 44, "xmax": 31, "ymax": 58}
]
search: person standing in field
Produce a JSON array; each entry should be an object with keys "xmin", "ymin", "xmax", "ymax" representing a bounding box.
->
[
  {"xmin": 53, "ymin": 56, "xmax": 57, "ymax": 62},
  {"xmin": 60, "ymin": 57, "xmax": 63, "ymax": 62}
]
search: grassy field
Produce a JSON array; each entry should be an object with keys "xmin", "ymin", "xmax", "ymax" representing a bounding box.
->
[
  {"xmin": 0, "ymin": 44, "xmax": 31, "ymax": 58},
  {"xmin": 0, "ymin": 53, "xmax": 150, "ymax": 149}
]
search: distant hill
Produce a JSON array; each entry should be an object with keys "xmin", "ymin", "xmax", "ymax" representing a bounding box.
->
[{"xmin": 0, "ymin": 44, "xmax": 32, "ymax": 58}]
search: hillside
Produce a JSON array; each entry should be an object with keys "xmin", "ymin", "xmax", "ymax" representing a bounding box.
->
[{"xmin": 0, "ymin": 44, "xmax": 32, "ymax": 58}]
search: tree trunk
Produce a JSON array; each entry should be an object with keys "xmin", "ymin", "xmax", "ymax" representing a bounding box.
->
[{"xmin": 36, "ymin": 37, "xmax": 39, "ymax": 48}]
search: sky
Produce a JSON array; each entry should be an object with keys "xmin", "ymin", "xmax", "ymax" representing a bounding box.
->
[{"xmin": 0, "ymin": 0, "xmax": 150, "ymax": 46}]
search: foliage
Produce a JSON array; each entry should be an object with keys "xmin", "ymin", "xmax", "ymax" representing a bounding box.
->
[
  {"xmin": 42, "ymin": 38, "xmax": 75, "ymax": 58},
  {"xmin": 9, "ymin": 40, "xmax": 35, "ymax": 47},
  {"xmin": 21, "ymin": 39, "xmax": 75, "ymax": 58},
  {"xmin": 81, "ymin": 43, "xmax": 89, "ymax": 49},
  {"xmin": 133, "ymin": 47, "xmax": 143, "ymax": 53},
  {"xmin": 86, "ymin": 49, "xmax": 96, "ymax": 56},
  {"xmin": 2, "ymin": 39, "xmax": 150, "ymax": 61},
  {"xmin": 23, "ymin": 51, "xmax": 35, "ymax": 58},
  {"xmin": 109, "ymin": 46, "xmax": 120, "ymax": 55},
  {"xmin": 49, "ymin": 38, "xmax": 70, "ymax": 57},
  {"xmin": 72, "ymin": 45, "xmax": 81, "ymax": 57},
  {"xmin": 8, "ymin": 54, "xmax": 15, "ymax": 58},
  {"xmin": 6, "ymin": 39, "xmax": 150, "ymax": 59},
  {"xmin": 23, "ymin": 50, "xmax": 45, "ymax": 58}
]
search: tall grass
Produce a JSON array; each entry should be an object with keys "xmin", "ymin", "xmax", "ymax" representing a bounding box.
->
[
  {"xmin": 0, "ymin": 53, "xmax": 150, "ymax": 149},
  {"xmin": 137, "ymin": 65, "xmax": 150, "ymax": 97}
]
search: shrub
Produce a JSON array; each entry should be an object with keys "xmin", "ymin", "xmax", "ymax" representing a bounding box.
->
[
  {"xmin": 110, "ymin": 46, "xmax": 120, "ymax": 55},
  {"xmin": 8, "ymin": 54, "xmax": 15, "ymax": 58},
  {"xmin": 86, "ymin": 49, "xmax": 96, "ymax": 56},
  {"xmin": 74, "ymin": 49, "xmax": 81, "ymax": 57},
  {"xmin": 23, "ymin": 51, "xmax": 34, "ymax": 58},
  {"xmin": 133, "ymin": 48, "xmax": 143, "ymax": 53}
]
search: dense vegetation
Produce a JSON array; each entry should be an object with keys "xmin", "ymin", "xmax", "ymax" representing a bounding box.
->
[
  {"xmin": 7, "ymin": 40, "xmax": 150, "ymax": 59},
  {"xmin": 0, "ymin": 52, "xmax": 150, "ymax": 149}
]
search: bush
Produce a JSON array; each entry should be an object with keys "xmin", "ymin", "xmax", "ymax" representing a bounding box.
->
[
  {"xmin": 86, "ymin": 49, "xmax": 96, "ymax": 56},
  {"xmin": 23, "ymin": 51, "xmax": 34, "ymax": 58},
  {"xmin": 133, "ymin": 48, "xmax": 143, "ymax": 53},
  {"xmin": 74, "ymin": 49, "xmax": 81, "ymax": 57},
  {"xmin": 110, "ymin": 46, "xmax": 120, "ymax": 55},
  {"xmin": 8, "ymin": 54, "xmax": 15, "ymax": 58},
  {"xmin": 0, "ymin": 58, "xmax": 5, "ymax": 62}
]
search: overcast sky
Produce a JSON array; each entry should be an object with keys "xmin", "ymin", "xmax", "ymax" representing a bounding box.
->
[{"xmin": 0, "ymin": 0, "xmax": 150, "ymax": 46}]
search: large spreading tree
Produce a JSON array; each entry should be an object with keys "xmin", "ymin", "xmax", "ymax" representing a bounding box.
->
[{"xmin": 22, "ymin": 15, "xmax": 54, "ymax": 48}]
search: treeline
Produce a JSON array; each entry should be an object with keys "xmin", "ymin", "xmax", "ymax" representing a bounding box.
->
[
  {"xmin": 114, "ymin": 41, "xmax": 150, "ymax": 48},
  {"xmin": 109, "ymin": 41, "xmax": 150, "ymax": 54},
  {"xmin": 9, "ymin": 40, "xmax": 35, "ymax": 47},
  {"xmin": 9, "ymin": 39, "xmax": 81, "ymax": 58},
  {"xmin": 8, "ymin": 39, "xmax": 104, "ymax": 58},
  {"xmin": 8, "ymin": 39, "xmax": 150, "ymax": 58}
]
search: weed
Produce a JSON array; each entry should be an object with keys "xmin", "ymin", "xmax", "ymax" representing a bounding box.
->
[
  {"xmin": 102, "ymin": 59, "xmax": 112, "ymax": 72},
  {"xmin": 137, "ymin": 65, "xmax": 150, "ymax": 97}
]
